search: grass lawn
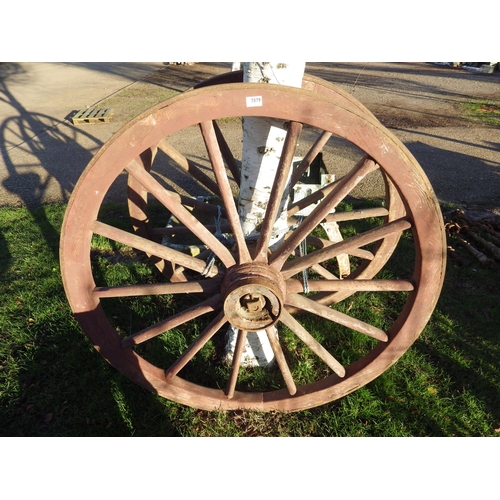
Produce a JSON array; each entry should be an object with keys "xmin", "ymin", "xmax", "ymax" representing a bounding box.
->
[
  {"xmin": 462, "ymin": 98, "xmax": 500, "ymax": 127},
  {"xmin": 1, "ymin": 202, "xmax": 499, "ymax": 437}
]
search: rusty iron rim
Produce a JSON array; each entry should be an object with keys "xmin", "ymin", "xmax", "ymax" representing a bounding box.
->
[{"xmin": 60, "ymin": 82, "xmax": 446, "ymax": 412}]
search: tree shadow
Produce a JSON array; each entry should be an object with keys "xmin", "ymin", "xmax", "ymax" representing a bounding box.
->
[
  {"xmin": 0, "ymin": 68, "xmax": 103, "ymax": 209},
  {"xmin": 0, "ymin": 204, "xmax": 188, "ymax": 437},
  {"xmin": 3, "ymin": 306, "xmax": 179, "ymax": 436},
  {"xmin": 365, "ymin": 259, "xmax": 500, "ymax": 436}
]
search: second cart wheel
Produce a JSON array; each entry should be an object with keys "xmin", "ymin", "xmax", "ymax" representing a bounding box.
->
[
  {"xmin": 60, "ymin": 83, "xmax": 446, "ymax": 412},
  {"xmin": 127, "ymin": 72, "xmax": 405, "ymax": 295}
]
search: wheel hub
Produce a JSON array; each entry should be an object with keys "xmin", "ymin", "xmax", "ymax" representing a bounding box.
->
[{"xmin": 222, "ymin": 263, "xmax": 286, "ymax": 331}]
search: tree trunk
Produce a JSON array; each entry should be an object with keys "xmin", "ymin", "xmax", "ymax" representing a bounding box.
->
[{"xmin": 225, "ymin": 62, "xmax": 305, "ymax": 367}]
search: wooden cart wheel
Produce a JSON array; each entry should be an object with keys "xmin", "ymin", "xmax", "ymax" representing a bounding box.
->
[
  {"xmin": 128, "ymin": 72, "xmax": 405, "ymax": 294},
  {"xmin": 60, "ymin": 82, "xmax": 446, "ymax": 412}
]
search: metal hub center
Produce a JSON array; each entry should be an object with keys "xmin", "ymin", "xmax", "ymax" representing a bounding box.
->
[
  {"xmin": 241, "ymin": 293, "xmax": 266, "ymax": 313},
  {"xmin": 222, "ymin": 263, "xmax": 285, "ymax": 331}
]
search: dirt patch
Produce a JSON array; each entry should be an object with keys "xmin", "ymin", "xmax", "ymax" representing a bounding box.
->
[
  {"xmin": 98, "ymin": 83, "xmax": 178, "ymax": 124},
  {"xmin": 305, "ymin": 62, "xmax": 500, "ymax": 129},
  {"xmin": 140, "ymin": 62, "xmax": 500, "ymax": 130},
  {"xmin": 142, "ymin": 62, "xmax": 232, "ymax": 92},
  {"xmin": 367, "ymin": 102, "xmax": 469, "ymax": 128}
]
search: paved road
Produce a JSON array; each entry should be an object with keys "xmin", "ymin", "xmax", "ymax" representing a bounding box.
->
[
  {"xmin": 0, "ymin": 62, "xmax": 165, "ymax": 207},
  {"xmin": 0, "ymin": 62, "xmax": 499, "ymax": 213}
]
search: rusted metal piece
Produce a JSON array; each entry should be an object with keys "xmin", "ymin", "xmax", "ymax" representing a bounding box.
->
[
  {"xmin": 222, "ymin": 263, "xmax": 285, "ymax": 331},
  {"xmin": 60, "ymin": 77, "xmax": 446, "ymax": 412}
]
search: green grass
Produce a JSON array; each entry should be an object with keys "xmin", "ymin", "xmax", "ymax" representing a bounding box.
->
[
  {"xmin": 461, "ymin": 99, "xmax": 500, "ymax": 126},
  {"xmin": 1, "ymin": 203, "xmax": 499, "ymax": 436},
  {"xmin": 98, "ymin": 84, "xmax": 179, "ymax": 123}
]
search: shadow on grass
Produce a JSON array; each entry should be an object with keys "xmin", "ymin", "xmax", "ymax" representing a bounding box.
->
[
  {"xmin": 0, "ymin": 204, "xmax": 182, "ymax": 437},
  {"xmin": 340, "ymin": 248, "xmax": 500, "ymax": 437},
  {"xmin": 360, "ymin": 228, "xmax": 500, "ymax": 436},
  {"xmin": 2, "ymin": 203, "xmax": 499, "ymax": 436},
  {"xmin": 1, "ymin": 293, "xmax": 186, "ymax": 436}
]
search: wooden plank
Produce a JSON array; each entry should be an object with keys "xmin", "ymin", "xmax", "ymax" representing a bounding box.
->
[{"xmin": 71, "ymin": 108, "xmax": 114, "ymax": 124}]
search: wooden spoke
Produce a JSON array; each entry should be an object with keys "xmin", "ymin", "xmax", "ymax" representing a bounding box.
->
[
  {"xmin": 265, "ymin": 327, "xmax": 297, "ymax": 396},
  {"xmin": 177, "ymin": 194, "xmax": 229, "ymax": 220},
  {"xmin": 271, "ymin": 156, "xmax": 379, "ymax": 269},
  {"xmin": 281, "ymin": 218, "xmax": 412, "ymax": 279},
  {"xmin": 286, "ymin": 278, "xmax": 414, "ymax": 294},
  {"xmin": 288, "ymin": 180, "xmax": 341, "ymax": 218},
  {"xmin": 290, "ymin": 130, "xmax": 332, "ymax": 187},
  {"xmin": 131, "ymin": 181, "xmax": 228, "ymax": 220},
  {"xmin": 310, "ymin": 263, "xmax": 340, "ymax": 280},
  {"xmin": 127, "ymin": 147, "xmax": 156, "ymax": 231},
  {"xmin": 125, "ymin": 160, "xmax": 236, "ymax": 268},
  {"xmin": 200, "ymin": 120, "xmax": 251, "ymax": 264},
  {"xmin": 306, "ymin": 235, "xmax": 375, "ymax": 261},
  {"xmin": 253, "ymin": 121, "xmax": 303, "ymax": 262},
  {"xmin": 157, "ymin": 138, "xmax": 222, "ymax": 197},
  {"xmin": 285, "ymin": 293, "xmax": 389, "ymax": 342},
  {"xmin": 213, "ymin": 120, "xmax": 241, "ymax": 185},
  {"xmin": 121, "ymin": 294, "xmax": 222, "ymax": 348},
  {"xmin": 164, "ymin": 193, "xmax": 229, "ymax": 217},
  {"xmin": 226, "ymin": 329, "xmax": 248, "ymax": 399},
  {"xmin": 324, "ymin": 207, "xmax": 390, "ymax": 223},
  {"xmin": 92, "ymin": 220, "xmax": 221, "ymax": 277},
  {"xmin": 94, "ymin": 280, "xmax": 220, "ymax": 299},
  {"xmin": 165, "ymin": 311, "xmax": 227, "ymax": 380},
  {"xmin": 280, "ymin": 309, "xmax": 346, "ymax": 378},
  {"xmin": 129, "ymin": 181, "xmax": 229, "ymax": 236},
  {"xmin": 150, "ymin": 222, "xmax": 232, "ymax": 237}
]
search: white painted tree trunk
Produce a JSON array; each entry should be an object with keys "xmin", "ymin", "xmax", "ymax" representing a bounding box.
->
[{"xmin": 225, "ymin": 62, "xmax": 305, "ymax": 367}]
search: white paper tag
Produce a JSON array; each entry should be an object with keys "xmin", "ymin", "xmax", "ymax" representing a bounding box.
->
[{"xmin": 246, "ymin": 96, "xmax": 263, "ymax": 107}]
